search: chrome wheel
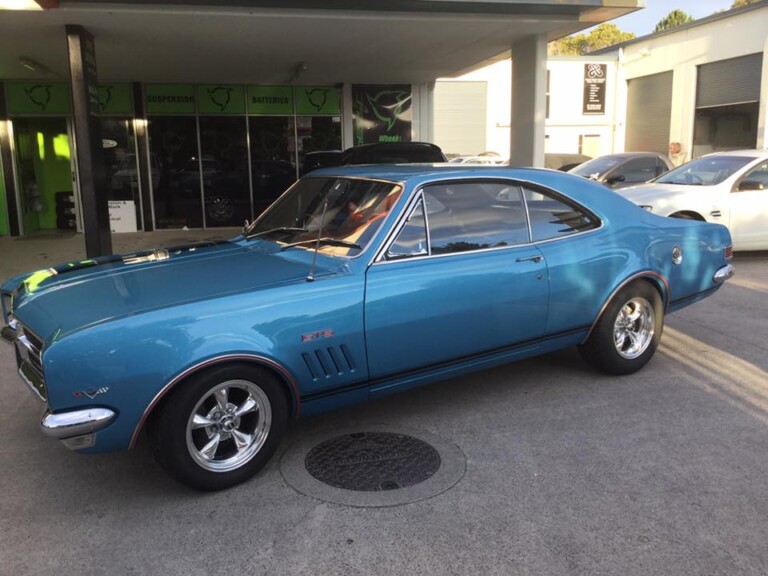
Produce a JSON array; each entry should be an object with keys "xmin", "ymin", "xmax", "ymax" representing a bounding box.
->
[
  {"xmin": 613, "ymin": 297, "xmax": 654, "ymax": 359},
  {"xmin": 185, "ymin": 379, "xmax": 272, "ymax": 472}
]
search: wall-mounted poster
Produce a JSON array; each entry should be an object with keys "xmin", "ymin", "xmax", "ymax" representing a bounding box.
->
[
  {"xmin": 352, "ymin": 84, "xmax": 412, "ymax": 145},
  {"xmin": 583, "ymin": 64, "xmax": 607, "ymax": 115}
]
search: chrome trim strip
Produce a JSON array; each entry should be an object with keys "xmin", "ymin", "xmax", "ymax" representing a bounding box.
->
[
  {"xmin": 581, "ymin": 271, "xmax": 670, "ymax": 344},
  {"xmin": 713, "ymin": 264, "xmax": 735, "ymax": 284},
  {"xmin": 129, "ymin": 353, "xmax": 301, "ymax": 449},
  {"xmin": 41, "ymin": 408, "xmax": 115, "ymax": 440},
  {"xmin": 371, "ymin": 176, "xmax": 604, "ymax": 265}
]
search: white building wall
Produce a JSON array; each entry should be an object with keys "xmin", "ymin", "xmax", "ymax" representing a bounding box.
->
[
  {"xmin": 545, "ymin": 57, "xmax": 619, "ymax": 157},
  {"xmin": 435, "ymin": 5, "xmax": 768, "ymax": 160},
  {"xmin": 620, "ymin": 6, "xmax": 768, "ymax": 152}
]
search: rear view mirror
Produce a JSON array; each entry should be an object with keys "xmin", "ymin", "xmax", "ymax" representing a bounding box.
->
[{"xmin": 738, "ymin": 180, "xmax": 765, "ymax": 191}]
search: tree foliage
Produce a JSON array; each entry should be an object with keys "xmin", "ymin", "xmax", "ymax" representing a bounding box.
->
[
  {"xmin": 654, "ymin": 9, "xmax": 695, "ymax": 32},
  {"xmin": 548, "ymin": 23, "xmax": 635, "ymax": 56},
  {"xmin": 732, "ymin": 0, "xmax": 759, "ymax": 7}
]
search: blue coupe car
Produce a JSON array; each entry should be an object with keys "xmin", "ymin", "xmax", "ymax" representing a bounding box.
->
[{"xmin": 2, "ymin": 165, "xmax": 735, "ymax": 490}]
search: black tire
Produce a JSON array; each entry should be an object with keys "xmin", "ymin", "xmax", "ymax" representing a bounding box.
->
[
  {"xmin": 151, "ymin": 363, "xmax": 288, "ymax": 491},
  {"xmin": 578, "ymin": 281, "xmax": 663, "ymax": 375}
]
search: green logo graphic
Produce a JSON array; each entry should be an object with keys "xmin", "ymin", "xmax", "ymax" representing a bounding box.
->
[
  {"xmin": 304, "ymin": 88, "xmax": 328, "ymax": 112},
  {"xmin": 96, "ymin": 85, "xmax": 112, "ymax": 112},
  {"xmin": 366, "ymin": 90, "xmax": 410, "ymax": 132},
  {"xmin": 24, "ymin": 85, "xmax": 52, "ymax": 111},
  {"xmin": 207, "ymin": 86, "xmax": 233, "ymax": 112}
]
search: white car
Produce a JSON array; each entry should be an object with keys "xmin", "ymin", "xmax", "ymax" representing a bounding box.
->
[{"xmin": 619, "ymin": 150, "xmax": 768, "ymax": 251}]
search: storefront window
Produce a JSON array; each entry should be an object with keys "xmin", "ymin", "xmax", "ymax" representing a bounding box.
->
[
  {"xmin": 101, "ymin": 118, "xmax": 141, "ymax": 230},
  {"xmin": 249, "ymin": 116, "xmax": 297, "ymax": 217},
  {"xmin": 199, "ymin": 116, "xmax": 250, "ymax": 227},
  {"xmin": 297, "ymin": 116, "xmax": 342, "ymax": 175},
  {"xmin": 148, "ymin": 116, "xmax": 202, "ymax": 229}
]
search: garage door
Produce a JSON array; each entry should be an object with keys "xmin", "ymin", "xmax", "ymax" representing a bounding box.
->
[
  {"xmin": 697, "ymin": 53, "xmax": 763, "ymax": 108},
  {"xmin": 434, "ymin": 81, "xmax": 487, "ymax": 157},
  {"xmin": 625, "ymin": 71, "xmax": 673, "ymax": 154}
]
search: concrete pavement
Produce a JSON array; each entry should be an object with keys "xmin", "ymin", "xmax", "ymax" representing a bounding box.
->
[{"xmin": 0, "ymin": 232, "xmax": 766, "ymax": 575}]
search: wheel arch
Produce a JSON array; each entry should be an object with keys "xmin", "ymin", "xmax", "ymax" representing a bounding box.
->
[
  {"xmin": 130, "ymin": 354, "xmax": 300, "ymax": 449},
  {"xmin": 668, "ymin": 210, "xmax": 706, "ymax": 221},
  {"xmin": 582, "ymin": 272, "xmax": 669, "ymax": 345}
]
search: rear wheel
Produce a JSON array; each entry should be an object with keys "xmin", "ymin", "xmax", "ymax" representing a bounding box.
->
[
  {"xmin": 579, "ymin": 281, "xmax": 663, "ymax": 375},
  {"xmin": 151, "ymin": 364, "xmax": 287, "ymax": 491}
]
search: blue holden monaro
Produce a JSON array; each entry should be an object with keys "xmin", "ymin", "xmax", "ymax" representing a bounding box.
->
[{"xmin": 1, "ymin": 165, "xmax": 735, "ymax": 490}]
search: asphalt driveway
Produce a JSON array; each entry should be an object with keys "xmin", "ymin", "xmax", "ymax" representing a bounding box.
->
[{"xmin": 1, "ymin": 232, "xmax": 766, "ymax": 576}]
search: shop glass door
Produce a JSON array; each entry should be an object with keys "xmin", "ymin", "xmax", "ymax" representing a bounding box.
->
[{"xmin": 249, "ymin": 116, "xmax": 297, "ymax": 218}]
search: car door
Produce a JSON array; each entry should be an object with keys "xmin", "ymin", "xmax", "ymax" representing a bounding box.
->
[
  {"xmin": 730, "ymin": 159, "xmax": 768, "ymax": 249},
  {"xmin": 364, "ymin": 180, "xmax": 549, "ymax": 382}
]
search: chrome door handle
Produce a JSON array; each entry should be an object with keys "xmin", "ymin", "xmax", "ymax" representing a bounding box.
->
[{"xmin": 516, "ymin": 255, "xmax": 543, "ymax": 263}]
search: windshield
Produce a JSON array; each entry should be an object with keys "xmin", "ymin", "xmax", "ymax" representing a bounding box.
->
[
  {"xmin": 569, "ymin": 156, "xmax": 622, "ymax": 179},
  {"xmin": 655, "ymin": 156, "xmax": 754, "ymax": 185},
  {"xmin": 246, "ymin": 177, "xmax": 402, "ymax": 257}
]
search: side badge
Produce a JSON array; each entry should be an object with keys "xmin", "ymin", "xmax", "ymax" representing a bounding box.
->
[
  {"xmin": 73, "ymin": 387, "xmax": 110, "ymax": 400},
  {"xmin": 301, "ymin": 329, "xmax": 334, "ymax": 343}
]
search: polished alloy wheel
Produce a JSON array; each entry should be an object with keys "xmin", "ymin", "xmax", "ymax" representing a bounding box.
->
[
  {"xmin": 613, "ymin": 297, "xmax": 654, "ymax": 359},
  {"xmin": 185, "ymin": 379, "xmax": 272, "ymax": 472}
]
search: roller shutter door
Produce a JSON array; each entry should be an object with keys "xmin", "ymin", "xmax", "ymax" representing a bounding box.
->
[
  {"xmin": 697, "ymin": 53, "xmax": 763, "ymax": 108},
  {"xmin": 434, "ymin": 81, "xmax": 487, "ymax": 156},
  {"xmin": 625, "ymin": 71, "xmax": 672, "ymax": 154}
]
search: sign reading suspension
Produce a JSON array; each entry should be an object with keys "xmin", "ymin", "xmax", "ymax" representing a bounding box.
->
[{"xmin": 583, "ymin": 64, "xmax": 607, "ymax": 115}]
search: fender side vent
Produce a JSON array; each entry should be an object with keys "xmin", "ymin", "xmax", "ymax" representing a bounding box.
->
[{"xmin": 302, "ymin": 346, "xmax": 356, "ymax": 380}]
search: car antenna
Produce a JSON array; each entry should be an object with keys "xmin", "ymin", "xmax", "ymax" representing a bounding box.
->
[{"xmin": 307, "ymin": 199, "xmax": 329, "ymax": 282}]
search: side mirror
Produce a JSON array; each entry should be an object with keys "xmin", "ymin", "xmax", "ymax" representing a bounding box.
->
[{"xmin": 738, "ymin": 180, "xmax": 765, "ymax": 191}]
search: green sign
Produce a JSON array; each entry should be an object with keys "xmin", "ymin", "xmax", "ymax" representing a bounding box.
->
[
  {"xmin": 96, "ymin": 83, "xmax": 132, "ymax": 115},
  {"xmin": 296, "ymin": 86, "xmax": 341, "ymax": 115},
  {"xmin": 197, "ymin": 84, "xmax": 245, "ymax": 114},
  {"xmin": 145, "ymin": 84, "xmax": 195, "ymax": 114},
  {"xmin": 247, "ymin": 85, "xmax": 293, "ymax": 115},
  {"xmin": 5, "ymin": 82, "xmax": 71, "ymax": 115}
]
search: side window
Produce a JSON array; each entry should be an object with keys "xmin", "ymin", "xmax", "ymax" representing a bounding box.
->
[
  {"xmin": 617, "ymin": 157, "xmax": 658, "ymax": 184},
  {"xmin": 523, "ymin": 187, "xmax": 599, "ymax": 242},
  {"xmin": 423, "ymin": 182, "xmax": 529, "ymax": 255},
  {"xmin": 387, "ymin": 199, "xmax": 428, "ymax": 259},
  {"xmin": 737, "ymin": 161, "xmax": 768, "ymax": 192}
]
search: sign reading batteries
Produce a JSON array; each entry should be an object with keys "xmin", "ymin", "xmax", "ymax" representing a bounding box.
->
[{"xmin": 583, "ymin": 64, "xmax": 607, "ymax": 115}]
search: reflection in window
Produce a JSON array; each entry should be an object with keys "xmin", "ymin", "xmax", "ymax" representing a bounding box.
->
[
  {"xmin": 297, "ymin": 116, "xmax": 343, "ymax": 175},
  {"xmin": 199, "ymin": 116, "xmax": 250, "ymax": 227},
  {"xmin": 388, "ymin": 199, "xmax": 427, "ymax": 259},
  {"xmin": 249, "ymin": 117, "xmax": 297, "ymax": 217},
  {"xmin": 102, "ymin": 117, "xmax": 141, "ymax": 230},
  {"xmin": 523, "ymin": 187, "xmax": 599, "ymax": 241},
  {"xmin": 422, "ymin": 182, "xmax": 529, "ymax": 255},
  {"xmin": 148, "ymin": 116, "xmax": 202, "ymax": 229}
]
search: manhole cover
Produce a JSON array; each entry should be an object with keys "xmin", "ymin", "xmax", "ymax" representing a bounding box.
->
[
  {"xmin": 305, "ymin": 432, "xmax": 441, "ymax": 491},
  {"xmin": 280, "ymin": 425, "xmax": 466, "ymax": 507}
]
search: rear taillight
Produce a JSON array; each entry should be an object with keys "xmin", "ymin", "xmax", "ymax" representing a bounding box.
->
[{"xmin": 724, "ymin": 244, "xmax": 733, "ymax": 260}]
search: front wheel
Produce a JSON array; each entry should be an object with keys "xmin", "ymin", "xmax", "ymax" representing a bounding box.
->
[
  {"xmin": 151, "ymin": 364, "xmax": 287, "ymax": 491},
  {"xmin": 579, "ymin": 281, "xmax": 663, "ymax": 375}
]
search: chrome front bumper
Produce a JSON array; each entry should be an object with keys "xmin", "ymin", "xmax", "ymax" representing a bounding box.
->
[
  {"xmin": 41, "ymin": 408, "xmax": 116, "ymax": 450},
  {"xmin": 713, "ymin": 264, "xmax": 735, "ymax": 284}
]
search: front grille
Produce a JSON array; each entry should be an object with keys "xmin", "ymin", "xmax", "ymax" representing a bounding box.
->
[{"xmin": 16, "ymin": 324, "xmax": 47, "ymax": 402}]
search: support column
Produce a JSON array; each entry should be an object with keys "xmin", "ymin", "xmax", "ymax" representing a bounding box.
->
[
  {"xmin": 132, "ymin": 82, "xmax": 154, "ymax": 231},
  {"xmin": 66, "ymin": 24, "xmax": 112, "ymax": 257},
  {"xmin": 509, "ymin": 34, "xmax": 547, "ymax": 168},
  {"xmin": 0, "ymin": 83, "xmax": 20, "ymax": 236}
]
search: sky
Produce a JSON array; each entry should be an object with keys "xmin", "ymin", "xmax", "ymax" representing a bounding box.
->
[{"xmin": 608, "ymin": 0, "xmax": 738, "ymax": 36}]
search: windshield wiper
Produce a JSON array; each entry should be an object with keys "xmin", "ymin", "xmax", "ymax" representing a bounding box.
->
[
  {"xmin": 247, "ymin": 226, "xmax": 309, "ymax": 239},
  {"xmin": 279, "ymin": 237, "xmax": 362, "ymax": 251}
]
